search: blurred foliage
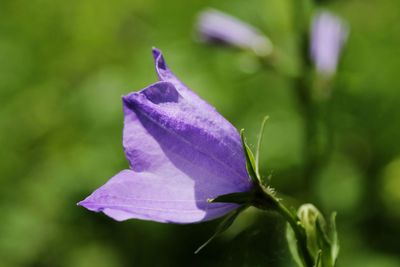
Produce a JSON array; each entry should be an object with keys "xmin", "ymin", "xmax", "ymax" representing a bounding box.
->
[{"xmin": 0, "ymin": 0, "xmax": 400, "ymax": 266}]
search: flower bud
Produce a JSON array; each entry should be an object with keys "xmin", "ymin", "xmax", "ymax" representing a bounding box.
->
[
  {"xmin": 310, "ymin": 11, "xmax": 349, "ymax": 77},
  {"xmin": 196, "ymin": 9, "xmax": 273, "ymax": 57},
  {"xmin": 298, "ymin": 204, "xmax": 326, "ymax": 258}
]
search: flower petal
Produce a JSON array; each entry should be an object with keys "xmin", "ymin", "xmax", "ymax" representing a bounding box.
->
[
  {"xmin": 79, "ymin": 169, "xmax": 239, "ymax": 223},
  {"xmin": 123, "ymin": 80, "xmax": 251, "ymax": 193},
  {"xmin": 123, "ymin": 50, "xmax": 251, "ymax": 191}
]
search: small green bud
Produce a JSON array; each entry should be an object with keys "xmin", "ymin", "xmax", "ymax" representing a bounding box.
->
[
  {"xmin": 295, "ymin": 204, "xmax": 339, "ymax": 267},
  {"xmin": 297, "ymin": 204, "xmax": 326, "ymax": 258}
]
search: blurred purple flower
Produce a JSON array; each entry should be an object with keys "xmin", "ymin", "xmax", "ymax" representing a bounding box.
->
[
  {"xmin": 196, "ymin": 9, "xmax": 273, "ymax": 56},
  {"xmin": 310, "ymin": 11, "xmax": 349, "ymax": 76},
  {"xmin": 78, "ymin": 48, "xmax": 253, "ymax": 224}
]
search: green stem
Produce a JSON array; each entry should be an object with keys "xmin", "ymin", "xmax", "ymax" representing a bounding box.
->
[
  {"xmin": 294, "ymin": 72, "xmax": 335, "ymax": 201},
  {"xmin": 275, "ymin": 202, "xmax": 314, "ymax": 267},
  {"xmin": 255, "ymin": 190, "xmax": 314, "ymax": 267},
  {"xmin": 294, "ymin": 74, "xmax": 318, "ymax": 199}
]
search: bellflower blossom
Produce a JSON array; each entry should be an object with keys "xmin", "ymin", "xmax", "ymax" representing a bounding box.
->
[
  {"xmin": 196, "ymin": 9, "xmax": 273, "ymax": 56},
  {"xmin": 310, "ymin": 11, "xmax": 349, "ymax": 77},
  {"xmin": 78, "ymin": 48, "xmax": 253, "ymax": 224}
]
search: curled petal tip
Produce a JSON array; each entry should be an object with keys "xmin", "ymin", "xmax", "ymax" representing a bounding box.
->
[
  {"xmin": 150, "ymin": 48, "xmax": 171, "ymax": 81},
  {"xmin": 152, "ymin": 47, "xmax": 162, "ymax": 59}
]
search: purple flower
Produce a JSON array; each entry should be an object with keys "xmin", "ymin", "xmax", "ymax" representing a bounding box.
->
[
  {"xmin": 310, "ymin": 11, "xmax": 349, "ymax": 77},
  {"xmin": 78, "ymin": 48, "xmax": 253, "ymax": 224},
  {"xmin": 196, "ymin": 9, "xmax": 273, "ymax": 56}
]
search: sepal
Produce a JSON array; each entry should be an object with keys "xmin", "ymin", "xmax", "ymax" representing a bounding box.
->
[
  {"xmin": 209, "ymin": 191, "xmax": 255, "ymax": 205},
  {"xmin": 195, "ymin": 205, "xmax": 248, "ymax": 254},
  {"xmin": 240, "ymin": 129, "xmax": 259, "ymax": 184}
]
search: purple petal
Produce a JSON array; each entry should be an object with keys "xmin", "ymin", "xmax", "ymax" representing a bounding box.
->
[
  {"xmin": 310, "ymin": 11, "xmax": 349, "ymax": 76},
  {"xmin": 80, "ymin": 49, "xmax": 253, "ymax": 223},
  {"xmin": 79, "ymin": 170, "xmax": 238, "ymax": 223},
  {"xmin": 152, "ymin": 48, "xmax": 215, "ymax": 112},
  {"xmin": 196, "ymin": 9, "xmax": 273, "ymax": 56}
]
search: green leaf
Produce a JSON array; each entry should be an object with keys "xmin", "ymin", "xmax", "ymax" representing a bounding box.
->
[
  {"xmin": 240, "ymin": 129, "xmax": 259, "ymax": 183},
  {"xmin": 255, "ymin": 116, "xmax": 269, "ymax": 178},
  {"xmin": 286, "ymin": 223, "xmax": 305, "ymax": 267},
  {"xmin": 315, "ymin": 217, "xmax": 333, "ymax": 267},
  {"xmin": 316, "ymin": 216, "xmax": 331, "ymax": 247},
  {"xmin": 194, "ymin": 206, "xmax": 247, "ymax": 254},
  {"xmin": 330, "ymin": 212, "xmax": 339, "ymax": 266}
]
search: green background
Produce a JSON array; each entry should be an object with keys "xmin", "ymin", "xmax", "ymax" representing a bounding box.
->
[{"xmin": 1, "ymin": 0, "xmax": 399, "ymax": 266}]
